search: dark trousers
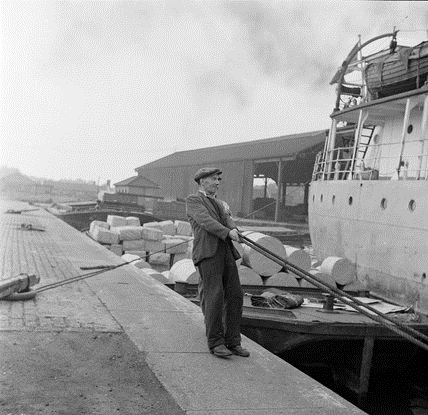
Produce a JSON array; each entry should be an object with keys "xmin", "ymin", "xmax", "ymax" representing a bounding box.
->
[{"xmin": 197, "ymin": 240, "xmax": 244, "ymax": 350}]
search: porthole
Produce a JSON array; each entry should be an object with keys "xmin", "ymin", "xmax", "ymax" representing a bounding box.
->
[
  {"xmin": 332, "ymin": 195, "xmax": 336, "ymax": 205},
  {"xmin": 348, "ymin": 196, "xmax": 353, "ymax": 205},
  {"xmin": 312, "ymin": 194, "xmax": 315, "ymax": 203},
  {"xmin": 407, "ymin": 124, "xmax": 413, "ymax": 134},
  {"xmin": 320, "ymin": 194, "xmax": 323, "ymax": 203},
  {"xmin": 373, "ymin": 134, "xmax": 380, "ymax": 144},
  {"xmin": 380, "ymin": 198, "xmax": 387, "ymax": 210},
  {"xmin": 409, "ymin": 199, "xmax": 416, "ymax": 212}
]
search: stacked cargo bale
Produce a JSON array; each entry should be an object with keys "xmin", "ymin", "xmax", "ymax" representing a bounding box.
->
[
  {"xmin": 88, "ymin": 220, "xmax": 119, "ymax": 246},
  {"xmin": 107, "ymin": 215, "xmax": 128, "ymax": 228},
  {"xmin": 171, "ymin": 220, "xmax": 194, "ymax": 264},
  {"xmin": 174, "ymin": 220, "xmax": 193, "ymax": 237},
  {"xmin": 320, "ymin": 256, "xmax": 356, "ymax": 287},
  {"xmin": 114, "ymin": 225, "xmax": 144, "ymax": 242},
  {"xmin": 157, "ymin": 220, "xmax": 175, "ymax": 235},
  {"xmin": 169, "ymin": 259, "xmax": 200, "ymax": 284},
  {"xmin": 121, "ymin": 254, "xmax": 151, "ymax": 269},
  {"xmin": 163, "ymin": 237, "xmax": 189, "ymax": 255},
  {"xmin": 86, "ymin": 216, "xmax": 210, "ymax": 286},
  {"xmin": 123, "ymin": 239, "xmax": 146, "ymax": 253},
  {"xmin": 143, "ymin": 221, "xmax": 162, "ymax": 230},
  {"xmin": 120, "ymin": 253, "xmax": 169, "ymax": 283},
  {"xmin": 239, "ymin": 231, "xmax": 285, "ymax": 285},
  {"xmin": 283, "ymin": 245, "xmax": 311, "ymax": 277},
  {"xmin": 89, "ymin": 220, "xmax": 109, "ymax": 233},
  {"xmin": 109, "ymin": 244, "xmax": 123, "ymax": 256},
  {"xmin": 300, "ymin": 269, "xmax": 335, "ymax": 289},
  {"xmin": 342, "ymin": 279, "xmax": 367, "ymax": 293},
  {"xmin": 126, "ymin": 216, "xmax": 140, "ymax": 227},
  {"xmin": 238, "ymin": 265, "xmax": 263, "ymax": 285},
  {"xmin": 111, "ymin": 224, "xmax": 145, "ymax": 257},
  {"xmin": 149, "ymin": 253, "xmax": 171, "ymax": 266},
  {"xmin": 161, "ymin": 270, "xmax": 171, "ymax": 281},
  {"xmin": 264, "ymin": 272, "xmax": 300, "ymax": 287},
  {"xmin": 141, "ymin": 225, "xmax": 164, "ymax": 254}
]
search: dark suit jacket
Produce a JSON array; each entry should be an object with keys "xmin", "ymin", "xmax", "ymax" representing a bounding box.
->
[{"xmin": 186, "ymin": 192, "xmax": 241, "ymax": 265}]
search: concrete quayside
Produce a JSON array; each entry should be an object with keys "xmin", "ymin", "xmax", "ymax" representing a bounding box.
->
[{"xmin": 0, "ymin": 199, "xmax": 365, "ymax": 415}]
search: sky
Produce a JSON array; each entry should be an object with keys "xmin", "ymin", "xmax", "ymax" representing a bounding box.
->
[{"xmin": 1, "ymin": 1, "xmax": 427, "ymax": 184}]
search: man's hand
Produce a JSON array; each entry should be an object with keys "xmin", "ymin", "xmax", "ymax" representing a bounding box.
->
[{"xmin": 228, "ymin": 228, "xmax": 241, "ymax": 242}]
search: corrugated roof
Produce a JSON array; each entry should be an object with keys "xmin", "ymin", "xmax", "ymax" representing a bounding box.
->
[
  {"xmin": 135, "ymin": 129, "xmax": 327, "ymax": 171},
  {"xmin": 114, "ymin": 175, "xmax": 159, "ymax": 188}
]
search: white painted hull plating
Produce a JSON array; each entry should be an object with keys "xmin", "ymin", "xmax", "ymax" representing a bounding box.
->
[{"xmin": 308, "ymin": 180, "xmax": 428, "ymax": 313}]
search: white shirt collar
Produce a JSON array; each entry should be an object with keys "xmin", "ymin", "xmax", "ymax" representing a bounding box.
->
[{"xmin": 198, "ymin": 190, "xmax": 217, "ymax": 198}]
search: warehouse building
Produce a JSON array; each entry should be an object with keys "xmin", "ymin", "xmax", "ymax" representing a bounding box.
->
[{"xmin": 135, "ymin": 129, "xmax": 327, "ymax": 222}]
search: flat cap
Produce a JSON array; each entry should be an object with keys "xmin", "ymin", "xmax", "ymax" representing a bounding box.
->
[{"xmin": 194, "ymin": 167, "xmax": 222, "ymax": 182}]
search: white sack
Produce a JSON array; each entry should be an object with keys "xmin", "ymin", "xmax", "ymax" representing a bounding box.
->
[
  {"xmin": 284, "ymin": 245, "xmax": 311, "ymax": 273},
  {"xmin": 265, "ymin": 272, "xmax": 300, "ymax": 287},
  {"xmin": 141, "ymin": 227, "xmax": 163, "ymax": 241},
  {"xmin": 320, "ymin": 256, "xmax": 356, "ymax": 286},
  {"xmin": 174, "ymin": 220, "xmax": 193, "ymax": 236},
  {"xmin": 124, "ymin": 250, "xmax": 147, "ymax": 257},
  {"xmin": 238, "ymin": 265, "xmax": 263, "ymax": 285},
  {"xmin": 107, "ymin": 215, "xmax": 128, "ymax": 227},
  {"xmin": 172, "ymin": 253, "xmax": 189, "ymax": 264},
  {"xmin": 241, "ymin": 232, "xmax": 285, "ymax": 276},
  {"xmin": 169, "ymin": 259, "xmax": 200, "ymax": 284},
  {"xmin": 89, "ymin": 220, "xmax": 109, "ymax": 235},
  {"xmin": 143, "ymin": 221, "xmax": 162, "ymax": 229},
  {"xmin": 92, "ymin": 227, "xmax": 120, "ymax": 245},
  {"xmin": 114, "ymin": 226, "xmax": 144, "ymax": 241},
  {"xmin": 158, "ymin": 220, "xmax": 175, "ymax": 235},
  {"xmin": 145, "ymin": 240, "xmax": 164, "ymax": 253},
  {"xmin": 123, "ymin": 239, "xmax": 146, "ymax": 251},
  {"xmin": 121, "ymin": 254, "xmax": 150, "ymax": 269},
  {"xmin": 149, "ymin": 252, "xmax": 171, "ymax": 265},
  {"xmin": 126, "ymin": 216, "xmax": 140, "ymax": 226},
  {"xmin": 109, "ymin": 244, "xmax": 123, "ymax": 256},
  {"xmin": 163, "ymin": 238, "xmax": 189, "ymax": 254},
  {"xmin": 161, "ymin": 270, "xmax": 171, "ymax": 282}
]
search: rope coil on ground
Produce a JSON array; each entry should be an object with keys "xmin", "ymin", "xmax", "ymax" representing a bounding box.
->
[{"xmin": 2, "ymin": 289, "xmax": 38, "ymax": 301}]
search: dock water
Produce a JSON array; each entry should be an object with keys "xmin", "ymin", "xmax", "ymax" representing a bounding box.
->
[{"xmin": 0, "ymin": 200, "xmax": 365, "ymax": 414}]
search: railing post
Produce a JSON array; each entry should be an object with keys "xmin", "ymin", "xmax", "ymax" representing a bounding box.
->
[
  {"xmin": 274, "ymin": 159, "xmax": 283, "ymax": 222},
  {"xmin": 324, "ymin": 119, "xmax": 337, "ymax": 180},
  {"xmin": 393, "ymin": 97, "xmax": 418, "ymax": 180},
  {"xmin": 417, "ymin": 94, "xmax": 428, "ymax": 179}
]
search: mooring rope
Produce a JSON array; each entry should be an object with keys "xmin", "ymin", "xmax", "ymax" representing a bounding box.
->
[{"xmin": 35, "ymin": 238, "xmax": 193, "ymax": 293}]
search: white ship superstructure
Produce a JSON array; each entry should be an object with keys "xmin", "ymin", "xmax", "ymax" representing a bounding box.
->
[{"xmin": 309, "ymin": 31, "xmax": 428, "ymax": 313}]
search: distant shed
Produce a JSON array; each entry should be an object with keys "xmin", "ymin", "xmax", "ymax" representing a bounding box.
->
[{"xmin": 135, "ymin": 129, "xmax": 327, "ymax": 221}]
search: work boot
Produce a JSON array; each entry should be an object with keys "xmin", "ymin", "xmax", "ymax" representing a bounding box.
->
[
  {"xmin": 210, "ymin": 344, "xmax": 232, "ymax": 358},
  {"xmin": 228, "ymin": 345, "xmax": 250, "ymax": 357}
]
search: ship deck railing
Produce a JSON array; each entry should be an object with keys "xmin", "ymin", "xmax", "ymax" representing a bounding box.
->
[{"xmin": 312, "ymin": 141, "xmax": 428, "ymax": 181}]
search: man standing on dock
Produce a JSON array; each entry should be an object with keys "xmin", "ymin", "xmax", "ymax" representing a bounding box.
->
[{"xmin": 186, "ymin": 167, "xmax": 250, "ymax": 358}]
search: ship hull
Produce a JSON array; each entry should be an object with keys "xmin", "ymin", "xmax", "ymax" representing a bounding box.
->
[{"xmin": 308, "ymin": 180, "xmax": 428, "ymax": 313}]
